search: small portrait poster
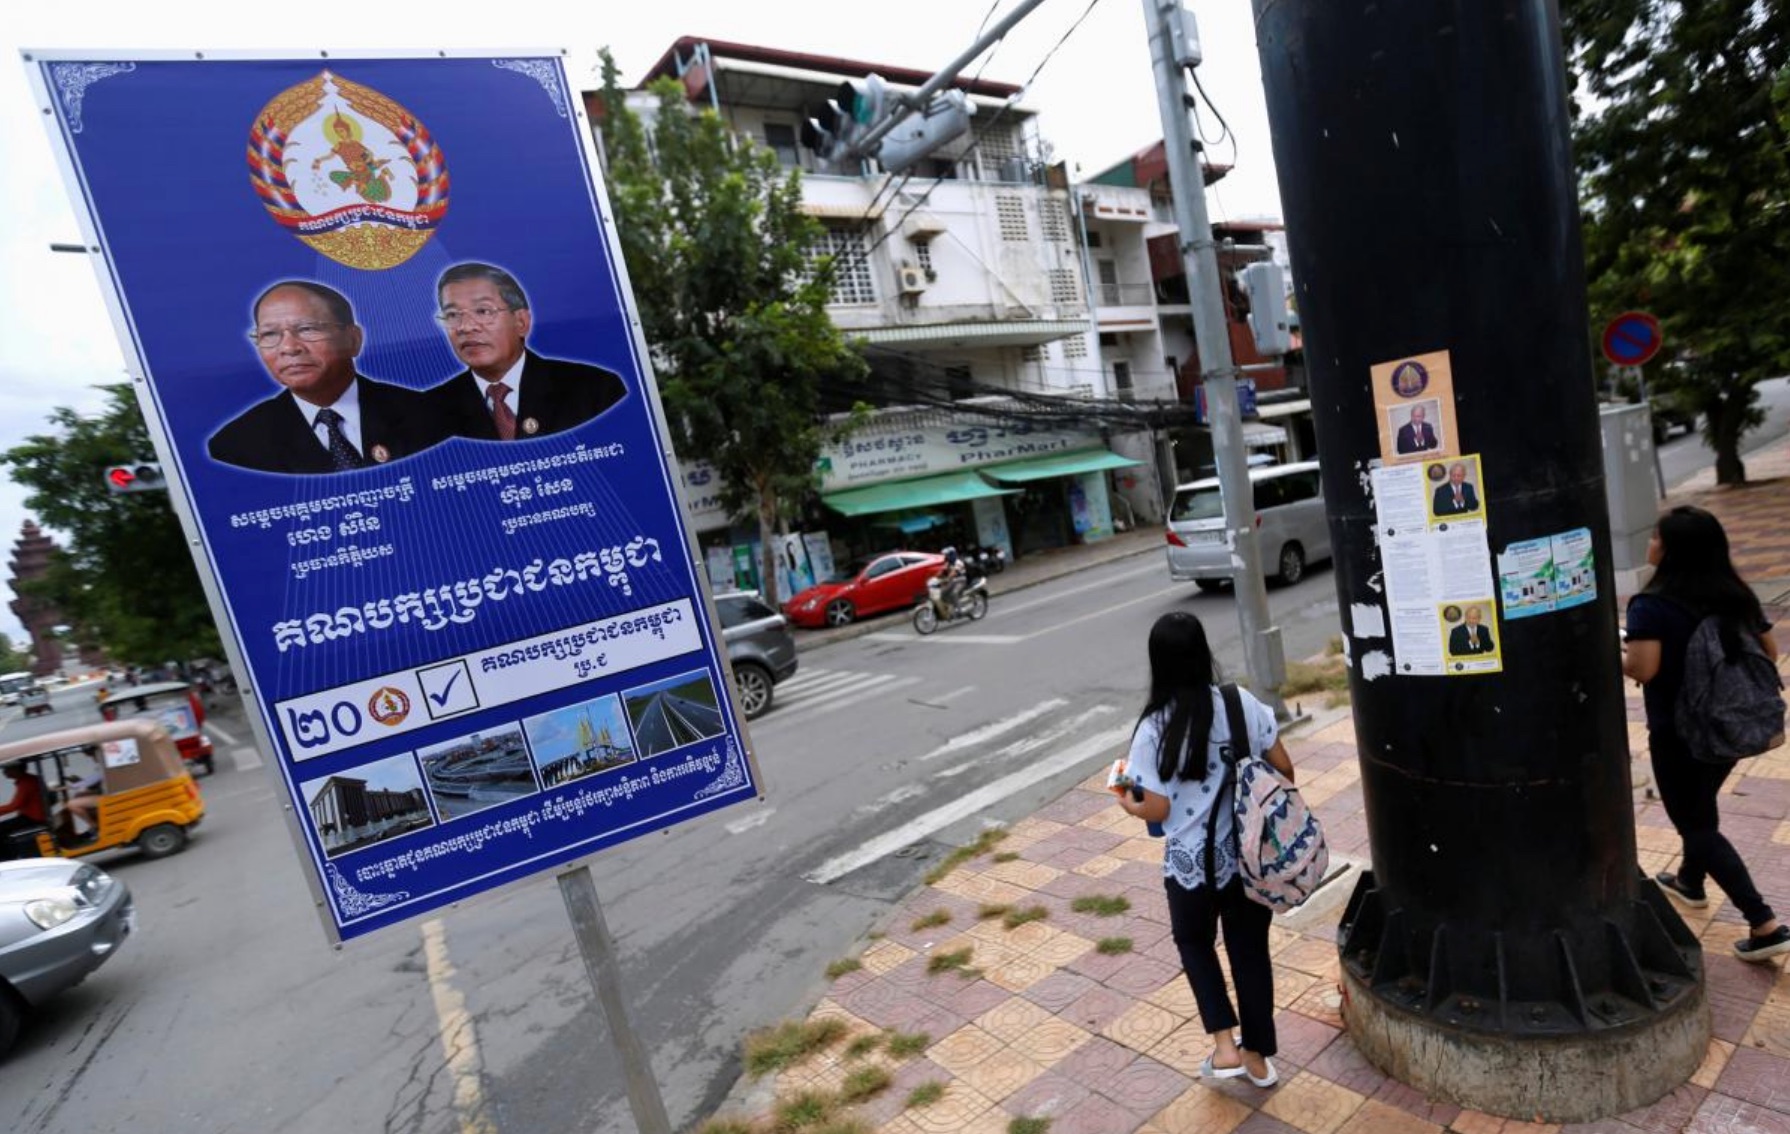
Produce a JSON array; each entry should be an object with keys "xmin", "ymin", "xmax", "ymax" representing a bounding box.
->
[
  {"xmin": 1439, "ymin": 600, "xmax": 1504, "ymax": 675},
  {"xmin": 1425, "ymin": 455, "xmax": 1487, "ymax": 525},
  {"xmin": 1372, "ymin": 350, "xmax": 1459, "ymax": 466}
]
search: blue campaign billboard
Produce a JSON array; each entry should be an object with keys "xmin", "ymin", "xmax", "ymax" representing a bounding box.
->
[{"xmin": 27, "ymin": 52, "xmax": 762, "ymax": 941}]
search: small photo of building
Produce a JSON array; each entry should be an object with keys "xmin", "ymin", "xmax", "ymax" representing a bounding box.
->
[
  {"xmin": 417, "ymin": 725, "xmax": 539, "ymax": 821},
  {"xmin": 522, "ymin": 694, "xmax": 637, "ymax": 787},
  {"xmin": 623, "ymin": 670, "xmax": 725, "ymax": 759},
  {"xmin": 303, "ymin": 753, "xmax": 435, "ymax": 859}
]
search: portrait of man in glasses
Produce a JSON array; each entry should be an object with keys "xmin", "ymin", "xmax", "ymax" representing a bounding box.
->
[
  {"xmin": 425, "ymin": 262, "xmax": 627, "ymax": 442},
  {"xmin": 208, "ymin": 281, "xmax": 442, "ymax": 474}
]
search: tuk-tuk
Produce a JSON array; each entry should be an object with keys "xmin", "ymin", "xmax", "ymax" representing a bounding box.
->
[
  {"xmin": 99, "ymin": 681, "xmax": 214, "ymax": 775},
  {"xmin": 0, "ymin": 719, "xmax": 204, "ymax": 860}
]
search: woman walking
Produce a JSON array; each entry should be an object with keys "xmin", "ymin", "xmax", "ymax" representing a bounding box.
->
[
  {"xmin": 1624, "ymin": 505, "xmax": 1790, "ymax": 961},
  {"xmin": 1113, "ymin": 611, "xmax": 1292, "ymax": 1085}
]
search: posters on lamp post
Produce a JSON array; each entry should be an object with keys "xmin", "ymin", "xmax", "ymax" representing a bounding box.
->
[
  {"xmin": 26, "ymin": 52, "xmax": 761, "ymax": 942},
  {"xmin": 1371, "ymin": 454, "xmax": 1503, "ymax": 676}
]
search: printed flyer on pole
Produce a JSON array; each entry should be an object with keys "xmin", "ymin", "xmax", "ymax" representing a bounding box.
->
[{"xmin": 26, "ymin": 52, "xmax": 761, "ymax": 941}]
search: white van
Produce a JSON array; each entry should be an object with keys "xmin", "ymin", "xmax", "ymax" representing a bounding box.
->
[{"xmin": 1165, "ymin": 461, "xmax": 1330, "ymax": 589}]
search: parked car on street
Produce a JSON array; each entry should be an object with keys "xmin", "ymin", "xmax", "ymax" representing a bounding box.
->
[
  {"xmin": 1166, "ymin": 461, "xmax": 1331, "ymax": 589},
  {"xmin": 18, "ymin": 687, "xmax": 51, "ymax": 718},
  {"xmin": 714, "ymin": 592, "xmax": 798, "ymax": 719},
  {"xmin": 783, "ymin": 551, "xmax": 947, "ymax": 628},
  {"xmin": 0, "ymin": 858, "xmax": 134, "ymax": 1055}
]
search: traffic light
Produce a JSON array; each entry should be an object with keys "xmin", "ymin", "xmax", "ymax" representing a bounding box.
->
[
  {"xmin": 800, "ymin": 75, "xmax": 889, "ymax": 167},
  {"xmin": 104, "ymin": 462, "xmax": 166, "ymax": 493},
  {"xmin": 1238, "ymin": 262, "xmax": 1291, "ymax": 356},
  {"xmin": 877, "ymin": 92, "xmax": 976, "ymax": 174}
]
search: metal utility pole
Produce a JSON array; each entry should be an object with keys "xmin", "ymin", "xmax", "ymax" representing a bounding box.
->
[
  {"xmin": 1142, "ymin": 0, "xmax": 1286, "ymax": 712},
  {"xmin": 1251, "ymin": 0, "xmax": 1705, "ymax": 1121}
]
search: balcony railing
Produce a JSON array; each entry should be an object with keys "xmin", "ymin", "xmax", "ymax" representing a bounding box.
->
[{"xmin": 1096, "ymin": 282, "xmax": 1156, "ymax": 308}]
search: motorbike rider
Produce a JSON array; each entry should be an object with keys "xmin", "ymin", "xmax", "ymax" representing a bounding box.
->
[{"xmin": 935, "ymin": 547, "xmax": 969, "ymax": 616}]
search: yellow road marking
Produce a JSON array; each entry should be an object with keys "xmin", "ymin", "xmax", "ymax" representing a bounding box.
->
[{"xmin": 422, "ymin": 919, "xmax": 497, "ymax": 1134}]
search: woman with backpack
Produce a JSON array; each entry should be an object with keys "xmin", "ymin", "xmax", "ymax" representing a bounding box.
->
[
  {"xmin": 1623, "ymin": 505, "xmax": 1789, "ymax": 961},
  {"xmin": 1113, "ymin": 611, "xmax": 1292, "ymax": 1086}
]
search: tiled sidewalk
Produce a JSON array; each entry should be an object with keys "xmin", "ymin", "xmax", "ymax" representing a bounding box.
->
[{"xmin": 717, "ymin": 438, "xmax": 1790, "ymax": 1134}]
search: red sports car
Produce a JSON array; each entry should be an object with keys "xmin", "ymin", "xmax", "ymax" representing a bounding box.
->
[{"xmin": 783, "ymin": 551, "xmax": 946, "ymax": 628}]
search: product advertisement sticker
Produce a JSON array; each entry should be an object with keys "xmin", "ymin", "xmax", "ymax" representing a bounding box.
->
[
  {"xmin": 28, "ymin": 53, "xmax": 760, "ymax": 941},
  {"xmin": 1498, "ymin": 527, "xmax": 1597, "ymax": 621}
]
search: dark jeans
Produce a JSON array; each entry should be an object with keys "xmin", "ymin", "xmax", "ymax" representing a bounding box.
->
[
  {"xmin": 1651, "ymin": 730, "xmax": 1776, "ymax": 928},
  {"xmin": 1164, "ymin": 876, "xmax": 1277, "ymax": 1056},
  {"xmin": 0, "ymin": 816, "xmax": 46, "ymax": 861}
]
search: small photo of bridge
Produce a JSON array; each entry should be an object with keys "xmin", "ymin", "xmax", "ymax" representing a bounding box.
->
[
  {"xmin": 521, "ymin": 694, "xmax": 639, "ymax": 787},
  {"xmin": 622, "ymin": 670, "xmax": 726, "ymax": 759},
  {"xmin": 416, "ymin": 725, "xmax": 540, "ymax": 821}
]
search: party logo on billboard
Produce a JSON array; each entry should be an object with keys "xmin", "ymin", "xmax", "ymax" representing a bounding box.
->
[{"xmin": 246, "ymin": 71, "xmax": 448, "ymax": 270}]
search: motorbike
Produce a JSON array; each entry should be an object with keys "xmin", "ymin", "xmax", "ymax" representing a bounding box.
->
[
  {"xmin": 970, "ymin": 545, "xmax": 1007, "ymax": 575},
  {"xmin": 913, "ymin": 574, "xmax": 989, "ymax": 634}
]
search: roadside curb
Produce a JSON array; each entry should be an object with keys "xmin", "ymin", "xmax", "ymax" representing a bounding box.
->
[{"xmin": 788, "ymin": 533, "xmax": 1163, "ymax": 654}]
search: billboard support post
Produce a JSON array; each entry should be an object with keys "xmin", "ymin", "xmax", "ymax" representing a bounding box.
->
[{"xmin": 558, "ymin": 864, "xmax": 672, "ymax": 1134}]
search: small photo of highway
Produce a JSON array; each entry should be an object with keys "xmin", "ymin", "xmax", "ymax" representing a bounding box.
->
[
  {"xmin": 623, "ymin": 670, "xmax": 726, "ymax": 758},
  {"xmin": 522, "ymin": 694, "xmax": 638, "ymax": 787},
  {"xmin": 417, "ymin": 726, "xmax": 540, "ymax": 821},
  {"xmin": 302, "ymin": 753, "xmax": 436, "ymax": 859}
]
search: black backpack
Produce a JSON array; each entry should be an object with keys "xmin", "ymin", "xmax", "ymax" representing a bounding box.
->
[{"xmin": 1675, "ymin": 615, "xmax": 1786, "ymax": 764}]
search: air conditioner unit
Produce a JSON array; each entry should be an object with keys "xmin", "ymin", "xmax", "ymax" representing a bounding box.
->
[{"xmin": 897, "ymin": 265, "xmax": 928, "ymax": 294}]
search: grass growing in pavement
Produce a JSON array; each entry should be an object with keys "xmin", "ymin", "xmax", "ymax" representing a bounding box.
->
[
  {"xmin": 825, "ymin": 957, "xmax": 863, "ymax": 980},
  {"xmin": 1002, "ymin": 905, "xmax": 1049, "ymax": 929},
  {"xmin": 923, "ymin": 828, "xmax": 1009, "ymax": 885},
  {"xmin": 1071, "ymin": 895, "xmax": 1131, "ymax": 917},
  {"xmin": 926, "ymin": 947, "xmax": 977, "ymax": 976},
  {"xmin": 743, "ymin": 1017, "xmax": 848, "ymax": 1078},
  {"xmin": 977, "ymin": 903, "xmax": 1014, "ymax": 920},
  {"xmin": 1096, "ymin": 937, "xmax": 1134, "ymax": 955},
  {"xmin": 771, "ymin": 1090, "xmax": 837, "ymax": 1130},
  {"xmin": 906, "ymin": 1082, "xmax": 946, "ymax": 1108},
  {"xmin": 885, "ymin": 1031, "xmax": 930, "ymax": 1059},
  {"xmin": 992, "ymin": 851, "xmax": 1020, "ymax": 863},
  {"xmin": 843, "ymin": 1034, "xmax": 883, "ymax": 1060},
  {"xmin": 911, "ymin": 909, "xmax": 952, "ymax": 931},
  {"xmin": 1280, "ymin": 656, "xmax": 1351, "ymax": 709},
  {"xmin": 1010, "ymin": 1119, "xmax": 1053, "ymax": 1134},
  {"xmin": 694, "ymin": 1121, "xmax": 757, "ymax": 1134},
  {"xmin": 838, "ymin": 1065, "xmax": 893, "ymax": 1104}
]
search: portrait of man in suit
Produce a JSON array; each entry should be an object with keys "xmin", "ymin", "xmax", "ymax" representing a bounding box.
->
[
  {"xmin": 1395, "ymin": 403, "xmax": 1440, "ymax": 454},
  {"xmin": 1448, "ymin": 605, "xmax": 1496, "ymax": 655},
  {"xmin": 209, "ymin": 281, "xmax": 441, "ymax": 475},
  {"xmin": 1431, "ymin": 461, "xmax": 1481, "ymax": 517},
  {"xmin": 427, "ymin": 262, "xmax": 627, "ymax": 442}
]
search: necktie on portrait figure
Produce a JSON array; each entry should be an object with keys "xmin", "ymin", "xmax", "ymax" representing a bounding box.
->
[
  {"xmin": 488, "ymin": 381, "xmax": 518, "ymax": 441},
  {"xmin": 314, "ymin": 407, "xmax": 368, "ymax": 470}
]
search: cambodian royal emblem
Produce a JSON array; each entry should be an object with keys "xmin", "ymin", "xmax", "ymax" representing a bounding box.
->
[{"xmin": 247, "ymin": 71, "xmax": 448, "ymax": 271}]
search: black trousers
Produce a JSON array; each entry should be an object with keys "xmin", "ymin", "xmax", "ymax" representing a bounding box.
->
[
  {"xmin": 1164, "ymin": 876, "xmax": 1277, "ymax": 1056},
  {"xmin": 1651, "ymin": 730, "xmax": 1775, "ymax": 928}
]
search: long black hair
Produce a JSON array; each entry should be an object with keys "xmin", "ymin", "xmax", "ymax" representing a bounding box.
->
[
  {"xmin": 1136, "ymin": 612, "xmax": 1217, "ymax": 783},
  {"xmin": 1645, "ymin": 505, "xmax": 1766, "ymax": 645}
]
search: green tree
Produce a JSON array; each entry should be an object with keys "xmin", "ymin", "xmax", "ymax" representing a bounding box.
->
[
  {"xmin": 1564, "ymin": 0, "xmax": 1790, "ymax": 483},
  {"xmin": 595, "ymin": 53, "xmax": 866, "ymax": 605},
  {"xmin": 2, "ymin": 385, "xmax": 220, "ymax": 662}
]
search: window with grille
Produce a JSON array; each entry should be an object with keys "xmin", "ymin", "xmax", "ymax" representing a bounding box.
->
[
  {"xmin": 763, "ymin": 123, "xmax": 799, "ymax": 167},
  {"xmin": 913, "ymin": 241, "xmax": 933, "ymax": 275},
  {"xmin": 1113, "ymin": 361, "xmax": 1135, "ymax": 402},
  {"xmin": 809, "ymin": 227, "xmax": 877, "ymax": 305},
  {"xmin": 1064, "ymin": 336, "xmax": 1089, "ymax": 359},
  {"xmin": 1038, "ymin": 201, "xmax": 1071, "ymax": 243},
  {"xmin": 1049, "ymin": 268, "xmax": 1081, "ymax": 305},
  {"xmin": 996, "ymin": 196, "xmax": 1029, "ymax": 242},
  {"xmin": 979, "ymin": 127, "xmax": 1019, "ymax": 165}
]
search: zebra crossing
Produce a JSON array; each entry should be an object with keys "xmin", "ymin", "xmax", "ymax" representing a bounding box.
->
[{"xmin": 762, "ymin": 667, "xmax": 921, "ymax": 723}]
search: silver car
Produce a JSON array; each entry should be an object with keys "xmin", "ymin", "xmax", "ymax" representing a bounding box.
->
[
  {"xmin": 1166, "ymin": 461, "xmax": 1331, "ymax": 589},
  {"xmin": 715, "ymin": 592, "xmax": 798, "ymax": 719},
  {"xmin": 0, "ymin": 859, "xmax": 134, "ymax": 1055}
]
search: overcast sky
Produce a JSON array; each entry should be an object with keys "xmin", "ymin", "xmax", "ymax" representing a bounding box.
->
[{"xmin": 0, "ymin": 0, "xmax": 1282, "ymax": 646}]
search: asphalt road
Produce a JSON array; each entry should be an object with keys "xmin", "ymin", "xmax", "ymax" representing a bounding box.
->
[
  {"xmin": 0, "ymin": 550, "xmax": 1343, "ymax": 1134},
  {"xmin": 4, "ymin": 394, "xmax": 1782, "ymax": 1133}
]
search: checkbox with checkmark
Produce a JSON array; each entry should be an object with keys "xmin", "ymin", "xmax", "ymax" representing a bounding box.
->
[{"xmin": 417, "ymin": 659, "xmax": 478, "ymax": 720}]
